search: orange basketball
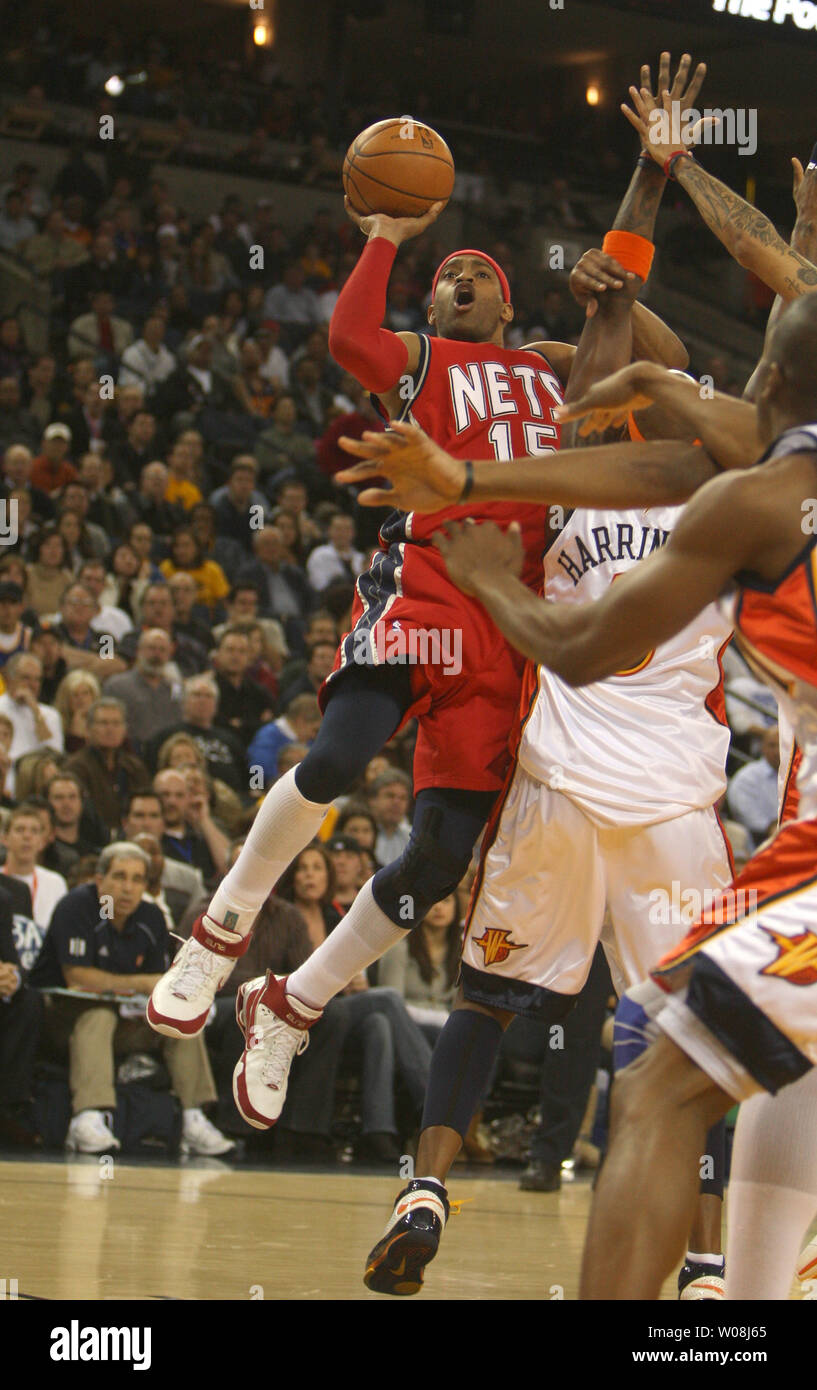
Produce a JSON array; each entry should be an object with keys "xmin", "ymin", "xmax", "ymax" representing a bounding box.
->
[{"xmin": 343, "ymin": 117, "xmax": 455, "ymax": 219}]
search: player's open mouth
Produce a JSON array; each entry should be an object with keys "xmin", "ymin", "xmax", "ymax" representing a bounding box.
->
[{"xmin": 454, "ymin": 285, "xmax": 475, "ymax": 308}]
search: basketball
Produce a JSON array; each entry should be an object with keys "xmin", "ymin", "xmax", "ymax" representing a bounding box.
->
[{"xmin": 342, "ymin": 116, "xmax": 455, "ymax": 219}]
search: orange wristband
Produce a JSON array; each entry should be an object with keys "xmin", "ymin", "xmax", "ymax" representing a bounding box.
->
[
  {"xmin": 627, "ymin": 411, "xmax": 645, "ymax": 442},
  {"xmin": 602, "ymin": 230, "xmax": 655, "ymax": 283}
]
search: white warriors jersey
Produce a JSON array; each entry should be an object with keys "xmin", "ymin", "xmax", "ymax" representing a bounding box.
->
[{"xmin": 518, "ymin": 504, "xmax": 733, "ymax": 827}]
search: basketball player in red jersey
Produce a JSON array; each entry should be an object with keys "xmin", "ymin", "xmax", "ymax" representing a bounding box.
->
[
  {"xmin": 147, "ymin": 177, "xmax": 684, "ymax": 1132},
  {"xmin": 425, "ymin": 289, "xmax": 817, "ymax": 1301}
]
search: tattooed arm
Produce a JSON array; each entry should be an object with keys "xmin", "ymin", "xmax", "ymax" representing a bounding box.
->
[
  {"xmin": 745, "ymin": 155, "xmax": 817, "ymax": 398},
  {"xmin": 623, "ymin": 85, "xmax": 817, "ymax": 303},
  {"xmin": 674, "ymin": 159, "xmax": 817, "ymax": 301}
]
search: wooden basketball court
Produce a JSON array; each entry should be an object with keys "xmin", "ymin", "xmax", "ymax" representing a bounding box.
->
[{"xmin": 2, "ymin": 1155, "xmax": 811, "ymax": 1300}]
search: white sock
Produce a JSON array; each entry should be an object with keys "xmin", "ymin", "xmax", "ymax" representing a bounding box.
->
[
  {"xmin": 286, "ymin": 877, "xmax": 407, "ymax": 1010},
  {"xmin": 208, "ymin": 767, "xmax": 330, "ymax": 938},
  {"xmin": 686, "ymin": 1251, "xmax": 724, "ymax": 1268},
  {"xmin": 726, "ymin": 1068, "xmax": 817, "ymax": 1300}
]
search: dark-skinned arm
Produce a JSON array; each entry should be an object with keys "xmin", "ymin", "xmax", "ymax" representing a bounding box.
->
[
  {"xmin": 438, "ymin": 467, "xmax": 769, "ymax": 687},
  {"xmin": 745, "ymin": 154, "xmax": 817, "ymax": 399}
]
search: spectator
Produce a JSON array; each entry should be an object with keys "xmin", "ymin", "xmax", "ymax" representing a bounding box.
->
[
  {"xmin": 103, "ymin": 628, "xmax": 183, "ymax": 751},
  {"xmin": 238, "ymin": 524, "xmax": 311, "ymax": 623},
  {"xmin": 188, "ymin": 502, "xmax": 246, "ymax": 582},
  {"xmin": 143, "ymin": 673, "xmax": 249, "ymax": 792},
  {"xmin": 335, "ymin": 805, "xmax": 378, "ymax": 853},
  {"xmin": 164, "ymin": 438, "xmax": 203, "ymax": 512},
  {"xmin": 248, "ymin": 693, "xmax": 321, "ymax": 784},
  {"xmin": 66, "ymin": 697, "xmax": 151, "ymax": 832},
  {"xmin": 153, "ymin": 767, "xmax": 229, "ymax": 884},
  {"xmin": 306, "ymin": 513, "xmax": 364, "ymax": 592},
  {"xmin": 118, "ymin": 313, "xmax": 177, "ymax": 393},
  {"xmin": 0, "ymin": 653, "xmax": 63, "ymax": 793},
  {"xmin": 263, "ymin": 261, "xmax": 320, "ymax": 336},
  {"xmin": 212, "ymin": 626, "xmax": 274, "ymax": 745},
  {"xmin": 52, "ymin": 581, "xmax": 127, "ymax": 680},
  {"xmin": 210, "ymin": 457, "xmax": 268, "ymax": 552},
  {"xmin": 257, "ymin": 319, "xmax": 290, "ymax": 390},
  {"xmin": 0, "ymin": 189, "xmax": 37, "ymax": 252},
  {"xmin": 325, "ymin": 833, "xmax": 364, "ymax": 914},
  {"xmin": 53, "ymin": 669, "xmax": 101, "ymax": 753},
  {"xmin": 31, "ymin": 840, "xmax": 233, "ymax": 1156},
  {"xmin": 133, "ymin": 461, "xmax": 185, "ymax": 537},
  {"xmin": 160, "ymin": 525, "xmax": 229, "ymax": 612},
  {"xmin": 75, "ymin": 456, "xmax": 132, "ymax": 538},
  {"xmin": 0, "ymin": 878, "xmax": 43, "ymax": 1148},
  {"xmin": 120, "ymin": 581, "xmax": 208, "ymax": 680},
  {"xmin": 155, "ymin": 333, "xmax": 234, "ymax": 421},
  {"xmin": 68, "ymin": 289, "xmax": 134, "ymax": 364},
  {"xmin": 45, "ymin": 771, "xmax": 106, "ymax": 862},
  {"xmin": 369, "ymin": 769, "xmax": 412, "ymax": 863},
  {"xmin": 29, "ymin": 623, "xmax": 67, "ymax": 704},
  {"xmin": 57, "ymin": 504, "xmax": 103, "ymax": 571},
  {"xmin": 1, "ymin": 802, "xmax": 67, "ymax": 934},
  {"xmin": 109, "ymin": 411, "xmax": 159, "ymax": 485},
  {"xmin": 77, "ymin": 557, "xmax": 133, "ymax": 641},
  {"xmin": 0, "ymin": 581, "xmax": 34, "ymax": 669},
  {"xmin": 728, "ymin": 725, "xmax": 781, "ymax": 850},
  {"xmin": 1, "ymin": 444, "xmax": 54, "ymax": 523},
  {"xmin": 291, "ymin": 357, "xmax": 334, "ymax": 436},
  {"xmin": 277, "ymin": 639, "xmax": 336, "ymax": 707},
  {"xmin": 30, "ymin": 424, "xmax": 78, "ymax": 495},
  {"xmin": 25, "ymin": 528, "xmax": 73, "ymax": 617},
  {"xmin": 21, "ymin": 354, "xmax": 58, "ymax": 437},
  {"xmin": 255, "ymin": 395, "xmax": 318, "ymax": 484},
  {"xmin": 23, "ymin": 209, "xmax": 89, "ymax": 278},
  {"xmin": 379, "ymin": 893, "xmax": 460, "ymax": 1041},
  {"xmin": 167, "ymin": 571, "xmax": 212, "ymax": 650},
  {"xmin": 0, "ymin": 377, "xmax": 39, "ymax": 452},
  {"xmin": 120, "ymin": 790, "xmax": 205, "ymax": 924}
]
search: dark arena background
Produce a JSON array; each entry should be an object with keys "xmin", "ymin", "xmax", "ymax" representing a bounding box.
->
[{"xmin": 0, "ymin": 0, "xmax": 815, "ymax": 1348}]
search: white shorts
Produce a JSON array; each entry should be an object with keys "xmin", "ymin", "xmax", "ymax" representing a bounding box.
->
[
  {"xmin": 460, "ymin": 762, "xmax": 732, "ymax": 1016},
  {"xmin": 648, "ymin": 817, "xmax": 817, "ymax": 1097}
]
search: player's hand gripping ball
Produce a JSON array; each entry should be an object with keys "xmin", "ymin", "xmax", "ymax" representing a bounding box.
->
[{"xmin": 343, "ymin": 116, "xmax": 455, "ymax": 218}]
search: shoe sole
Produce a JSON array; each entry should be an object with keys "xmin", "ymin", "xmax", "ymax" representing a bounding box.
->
[
  {"xmin": 146, "ymin": 995, "xmax": 209, "ymax": 1040},
  {"xmin": 363, "ymin": 1228, "xmax": 439, "ymax": 1296},
  {"xmin": 232, "ymin": 979, "xmax": 280, "ymax": 1130}
]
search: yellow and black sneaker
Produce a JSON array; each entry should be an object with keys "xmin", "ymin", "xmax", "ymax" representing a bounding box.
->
[{"xmin": 364, "ymin": 1179, "xmax": 450, "ymax": 1296}]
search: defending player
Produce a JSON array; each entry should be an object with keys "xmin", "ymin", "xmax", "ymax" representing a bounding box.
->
[{"xmin": 427, "ymin": 289, "xmax": 817, "ymax": 1300}]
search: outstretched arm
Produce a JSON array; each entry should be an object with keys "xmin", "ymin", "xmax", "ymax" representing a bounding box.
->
[
  {"xmin": 434, "ymin": 465, "xmax": 771, "ymax": 686},
  {"xmin": 624, "ymin": 87, "xmax": 817, "ymax": 302},
  {"xmin": 745, "ymin": 152, "xmax": 817, "ymax": 399}
]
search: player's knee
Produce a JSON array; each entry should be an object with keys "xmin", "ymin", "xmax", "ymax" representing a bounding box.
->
[
  {"xmin": 295, "ymin": 740, "xmax": 366, "ymax": 802},
  {"xmin": 372, "ymin": 846, "xmax": 466, "ymax": 927}
]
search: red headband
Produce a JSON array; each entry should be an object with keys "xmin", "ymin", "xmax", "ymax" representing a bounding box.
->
[{"xmin": 432, "ymin": 249, "xmax": 511, "ymax": 303}]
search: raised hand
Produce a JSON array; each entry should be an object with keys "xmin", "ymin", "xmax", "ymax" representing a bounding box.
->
[
  {"xmin": 623, "ymin": 51, "xmax": 710, "ymax": 167},
  {"xmin": 434, "ymin": 519, "xmax": 523, "ymax": 597},
  {"xmin": 344, "ymin": 196, "xmax": 445, "ymax": 248},
  {"xmin": 570, "ymin": 249, "xmax": 639, "ymax": 320},
  {"xmin": 636, "ymin": 51, "xmax": 707, "ymax": 128},
  {"xmin": 554, "ymin": 362, "xmax": 662, "ymax": 437},
  {"xmin": 337, "ymin": 420, "xmax": 466, "ymax": 511}
]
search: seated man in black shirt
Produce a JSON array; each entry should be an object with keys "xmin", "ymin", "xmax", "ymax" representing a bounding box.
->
[
  {"xmin": 44, "ymin": 770, "xmax": 107, "ymax": 873},
  {"xmin": 31, "ymin": 840, "xmax": 233, "ymax": 1157},
  {"xmin": 212, "ymin": 625, "xmax": 274, "ymax": 748},
  {"xmin": 142, "ymin": 673, "xmax": 249, "ymax": 794},
  {"xmin": 0, "ymin": 878, "xmax": 43, "ymax": 1147}
]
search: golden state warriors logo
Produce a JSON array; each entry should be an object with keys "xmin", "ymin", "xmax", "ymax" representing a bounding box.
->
[
  {"xmin": 472, "ymin": 927, "xmax": 527, "ymax": 966},
  {"xmin": 760, "ymin": 927, "xmax": 817, "ymax": 986}
]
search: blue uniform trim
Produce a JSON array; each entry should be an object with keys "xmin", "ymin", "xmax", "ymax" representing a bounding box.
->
[
  {"xmin": 459, "ymin": 960, "xmax": 579, "ymax": 1023},
  {"xmin": 681, "ymin": 954, "xmax": 813, "ymax": 1094}
]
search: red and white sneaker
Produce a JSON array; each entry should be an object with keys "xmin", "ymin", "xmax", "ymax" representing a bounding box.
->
[
  {"xmin": 233, "ymin": 972, "xmax": 321, "ymax": 1129},
  {"xmin": 147, "ymin": 915, "xmax": 249, "ymax": 1039}
]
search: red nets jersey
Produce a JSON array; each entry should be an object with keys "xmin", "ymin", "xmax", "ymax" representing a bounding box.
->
[{"xmin": 376, "ymin": 335, "xmax": 564, "ymax": 588}]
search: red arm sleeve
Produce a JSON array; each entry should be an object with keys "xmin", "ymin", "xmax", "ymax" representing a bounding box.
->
[{"xmin": 328, "ymin": 237, "xmax": 410, "ymax": 394}]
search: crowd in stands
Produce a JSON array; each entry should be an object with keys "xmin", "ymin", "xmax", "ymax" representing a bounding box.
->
[{"xmin": 0, "ymin": 122, "xmax": 778, "ymax": 1167}]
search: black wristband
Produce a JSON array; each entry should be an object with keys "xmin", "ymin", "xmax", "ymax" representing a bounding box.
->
[
  {"xmin": 637, "ymin": 152, "xmax": 658, "ymax": 172},
  {"xmin": 808, "ymin": 141, "xmax": 817, "ymax": 171},
  {"xmin": 460, "ymin": 459, "xmax": 475, "ymax": 501}
]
